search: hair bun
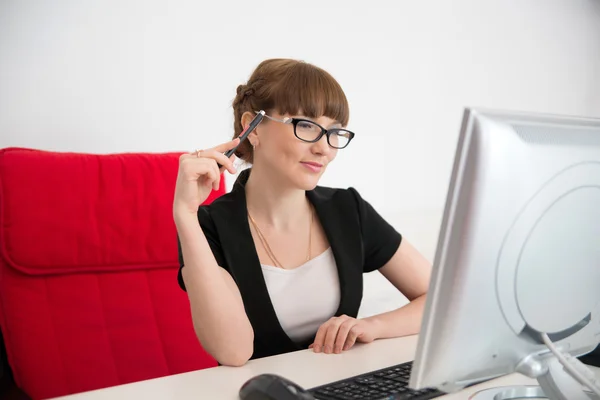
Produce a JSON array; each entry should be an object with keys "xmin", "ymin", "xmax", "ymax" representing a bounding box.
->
[
  {"xmin": 235, "ymin": 84, "xmax": 255, "ymax": 105},
  {"xmin": 236, "ymin": 84, "xmax": 246, "ymax": 96}
]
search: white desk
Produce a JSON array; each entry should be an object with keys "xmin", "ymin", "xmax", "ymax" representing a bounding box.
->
[{"xmin": 51, "ymin": 335, "xmax": 598, "ymax": 400}]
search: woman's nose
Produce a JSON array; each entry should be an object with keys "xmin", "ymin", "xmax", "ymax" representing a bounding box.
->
[{"xmin": 311, "ymin": 134, "xmax": 331, "ymax": 155}]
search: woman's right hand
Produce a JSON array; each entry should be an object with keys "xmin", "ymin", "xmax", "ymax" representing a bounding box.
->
[{"xmin": 173, "ymin": 138, "xmax": 240, "ymax": 219}]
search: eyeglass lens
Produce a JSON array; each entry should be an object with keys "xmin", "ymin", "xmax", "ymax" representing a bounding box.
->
[{"xmin": 294, "ymin": 120, "xmax": 352, "ymax": 148}]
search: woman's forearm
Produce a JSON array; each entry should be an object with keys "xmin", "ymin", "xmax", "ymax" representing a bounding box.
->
[
  {"xmin": 363, "ymin": 294, "xmax": 427, "ymax": 340},
  {"xmin": 176, "ymin": 213, "xmax": 254, "ymax": 366}
]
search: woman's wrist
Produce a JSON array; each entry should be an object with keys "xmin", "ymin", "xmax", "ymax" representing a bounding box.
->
[
  {"xmin": 362, "ymin": 315, "xmax": 386, "ymax": 340},
  {"xmin": 173, "ymin": 208, "xmax": 198, "ymax": 228}
]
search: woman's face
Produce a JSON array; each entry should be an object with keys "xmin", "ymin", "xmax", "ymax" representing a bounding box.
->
[{"xmin": 250, "ymin": 111, "xmax": 342, "ymax": 190}]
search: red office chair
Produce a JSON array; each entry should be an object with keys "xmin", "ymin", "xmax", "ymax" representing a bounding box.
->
[{"xmin": 0, "ymin": 147, "xmax": 223, "ymax": 400}]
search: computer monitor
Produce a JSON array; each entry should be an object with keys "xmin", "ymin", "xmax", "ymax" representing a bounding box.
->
[{"xmin": 409, "ymin": 108, "xmax": 600, "ymax": 400}]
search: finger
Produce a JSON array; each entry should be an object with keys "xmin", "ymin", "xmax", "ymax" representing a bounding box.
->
[
  {"xmin": 225, "ymin": 153, "xmax": 237, "ymax": 171},
  {"xmin": 197, "ymin": 149, "xmax": 237, "ymax": 175},
  {"xmin": 308, "ymin": 343, "xmax": 314, "ymax": 349},
  {"xmin": 181, "ymin": 157, "xmax": 214, "ymax": 181},
  {"xmin": 334, "ymin": 320, "xmax": 356, "ymax": 353},
  {"xmin": 212, "ymin": 137, "xmax": 241, "ymax": 153},
  {"xmin": 344, "ymin": 326, "xmax": 361, "ymax": 351},
  {"xmin": 192, "ymin": 158, "xmax": 218, "ymax": 188},
  {"xmin": 217, "ymin": 154, "xmax": 239, "ymax": 175},
  {"xmin": 209, "ymin": 159, "xmax": 221, "ymax": 191},
  {"xmin": 181, "ymin": 152, "xmax": 196, "ymax": 160},
  {"xmin": 323, "ymin": 322, "xmax": 343, "ymax": 354},
  {"xmin": 312, "ymin": 323, "xmax": 329, "ymax": 353}
]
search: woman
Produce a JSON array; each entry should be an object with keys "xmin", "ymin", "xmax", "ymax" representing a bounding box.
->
[{"xmin": 174, "ymin": 58, "xmax": 431, "ymax": 367}]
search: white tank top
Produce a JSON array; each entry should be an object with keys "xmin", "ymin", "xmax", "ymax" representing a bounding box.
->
[{"xmin": 260, "ymin": 247, "xmax": 341, "ymax": 344}]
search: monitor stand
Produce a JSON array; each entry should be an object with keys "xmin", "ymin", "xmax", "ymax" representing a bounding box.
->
[{"xmin": 469, "ymin": 355, "xmax": 599, "ymax": 400}]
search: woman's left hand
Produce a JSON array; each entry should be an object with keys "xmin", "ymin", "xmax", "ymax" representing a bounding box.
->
[{"xmin": 309, "ymin": 315, "xmax": 380, "ymax": 354}]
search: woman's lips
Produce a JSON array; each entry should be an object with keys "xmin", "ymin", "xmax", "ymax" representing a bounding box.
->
[{"xmin": 301, "ymin": 161, "xmax": 323, "ymax": 172}]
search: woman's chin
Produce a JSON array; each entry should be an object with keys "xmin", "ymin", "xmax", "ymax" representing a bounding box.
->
[{"xmin": 293, "ymin": 171, "xmax": 324, "ymax": 191}]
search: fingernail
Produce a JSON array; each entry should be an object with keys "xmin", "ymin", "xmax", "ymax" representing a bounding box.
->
[
  {"xmin": 334, "ymin": 346, "xmax": 341, "ymax": 353},
  {"xmin": 324, "ymin": 345, "xmax": 331, "ymax": 354},
  {"xmin": 314, "ymin": 345, "xmax": 321, "ymax": 353}
]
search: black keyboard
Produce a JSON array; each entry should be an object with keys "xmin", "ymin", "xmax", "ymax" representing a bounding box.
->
[{"xmin": 307, "ymin": 361, "xmax": 444, "ymax": 400}]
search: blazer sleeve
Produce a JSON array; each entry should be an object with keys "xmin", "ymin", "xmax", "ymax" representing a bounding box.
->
[
  {"xmin": 177, "ymin": 205, "xmax": 228, "ymax": 292},
  {"xmin": 348, "ymin": 187, "xmax": 403, "ymax": 273}
]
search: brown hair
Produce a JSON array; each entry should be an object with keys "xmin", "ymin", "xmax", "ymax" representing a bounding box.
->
[{"xmin": 232, "ymin": 59, "xmax": 350, "ymax": 163}]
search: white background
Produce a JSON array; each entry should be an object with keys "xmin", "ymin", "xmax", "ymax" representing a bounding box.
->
[{"xmin": 1, "ymin": 0, "xmax": 599, "ymax": 316}]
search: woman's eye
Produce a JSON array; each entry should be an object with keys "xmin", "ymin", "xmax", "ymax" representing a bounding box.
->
[{"xmin": 297, "ymin": 122, "xmax": 315, "ymax": 130}]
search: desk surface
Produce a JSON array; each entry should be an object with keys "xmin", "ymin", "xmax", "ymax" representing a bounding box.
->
[{"xmin": 52, "ymin": 335, "xmax": 598, "ymax": 400}]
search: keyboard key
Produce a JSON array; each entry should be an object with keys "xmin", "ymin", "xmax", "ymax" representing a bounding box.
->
[
  {"xmin": 391, "ymin": 376, "xmax": 409, "ymax": 384},
  {"xmin": 333, "ymin": 382, "xmax": 351, "ymax": 389},
  {"xmin": 356, "ymin": 377, "xmax": 378, "ymax": 385}
]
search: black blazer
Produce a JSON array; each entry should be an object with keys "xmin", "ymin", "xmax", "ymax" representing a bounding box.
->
[{"xmin": 178, "ymin": 168, "xmax": 402, "ymax": 360}]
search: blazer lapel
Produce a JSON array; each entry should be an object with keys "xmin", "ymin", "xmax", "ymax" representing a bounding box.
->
[{"xmin": 307, "ymin": 189, "xmax": 363, "ymax": 319}]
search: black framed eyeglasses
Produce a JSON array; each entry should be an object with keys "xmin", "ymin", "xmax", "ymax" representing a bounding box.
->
[{"xmin": 256, "ymin": 111, "xmax": 355, "ymax": 149}]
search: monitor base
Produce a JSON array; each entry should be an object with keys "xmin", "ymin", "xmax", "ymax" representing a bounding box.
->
[
  {"xmin": 470, "ymin": 385, "xmax": 599, "ymax": 400},
  {"xmin": 469, "ymin": 385, "xmax": 545, "ymax": 399},
  {"xmin": 469, "ymin": 355, "xmax": 599, "ymax": 400}
]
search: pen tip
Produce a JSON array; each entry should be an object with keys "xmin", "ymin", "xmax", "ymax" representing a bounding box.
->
[{"xmin": 259, "ymin": 110, "xmax": 265, "ymax": 115}]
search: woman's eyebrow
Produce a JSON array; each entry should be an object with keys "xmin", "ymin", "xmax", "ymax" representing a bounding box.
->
[
  {"xmin": 296, "ymin": 115, "xmax": 343, "ymax": 128},
  {"xmin": 295, "ymin": 115, "xmax": 343, "ymax": 128}
]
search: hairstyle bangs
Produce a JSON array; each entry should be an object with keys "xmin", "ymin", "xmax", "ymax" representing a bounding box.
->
[{"xmin": 270, "ymin": 62, "xmax": 350, "ymax": 127}]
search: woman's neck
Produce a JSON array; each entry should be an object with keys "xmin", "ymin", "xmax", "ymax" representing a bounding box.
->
[{"xmin": 244, "ymin": 165, "xmax": 310, "ymax": 231}]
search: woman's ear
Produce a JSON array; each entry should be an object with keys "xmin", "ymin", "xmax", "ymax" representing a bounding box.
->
[
  {"xmin": 241, "ymin": 111, "xmax": 260, "ymax": 146},
  {"xmin": 240, "ymin": 111, "xmax": 255, "ymax": 131}
]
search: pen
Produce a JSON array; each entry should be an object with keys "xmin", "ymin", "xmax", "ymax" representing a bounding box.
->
[{"xmin": 223, "ymin": 110, "xmax": 266, "ymax": 160}]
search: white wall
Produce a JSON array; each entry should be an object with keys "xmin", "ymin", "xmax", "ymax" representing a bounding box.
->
[{"xmin": 1, "ymin": 0, "xmax": 599, "ymax": 316}]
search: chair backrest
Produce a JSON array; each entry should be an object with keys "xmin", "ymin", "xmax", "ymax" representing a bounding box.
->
[{"xmin": 0, "ymin": 147, "xmax": 223, "ymax": 399}]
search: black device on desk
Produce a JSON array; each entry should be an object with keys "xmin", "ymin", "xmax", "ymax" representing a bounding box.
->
[
  {"xmin": 239, "ymin": 374, "xmax": 315, "ymax": 400},
  {"xmin": 239, "ymin": 360, "xmax": 444, "ymax": 400}
]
